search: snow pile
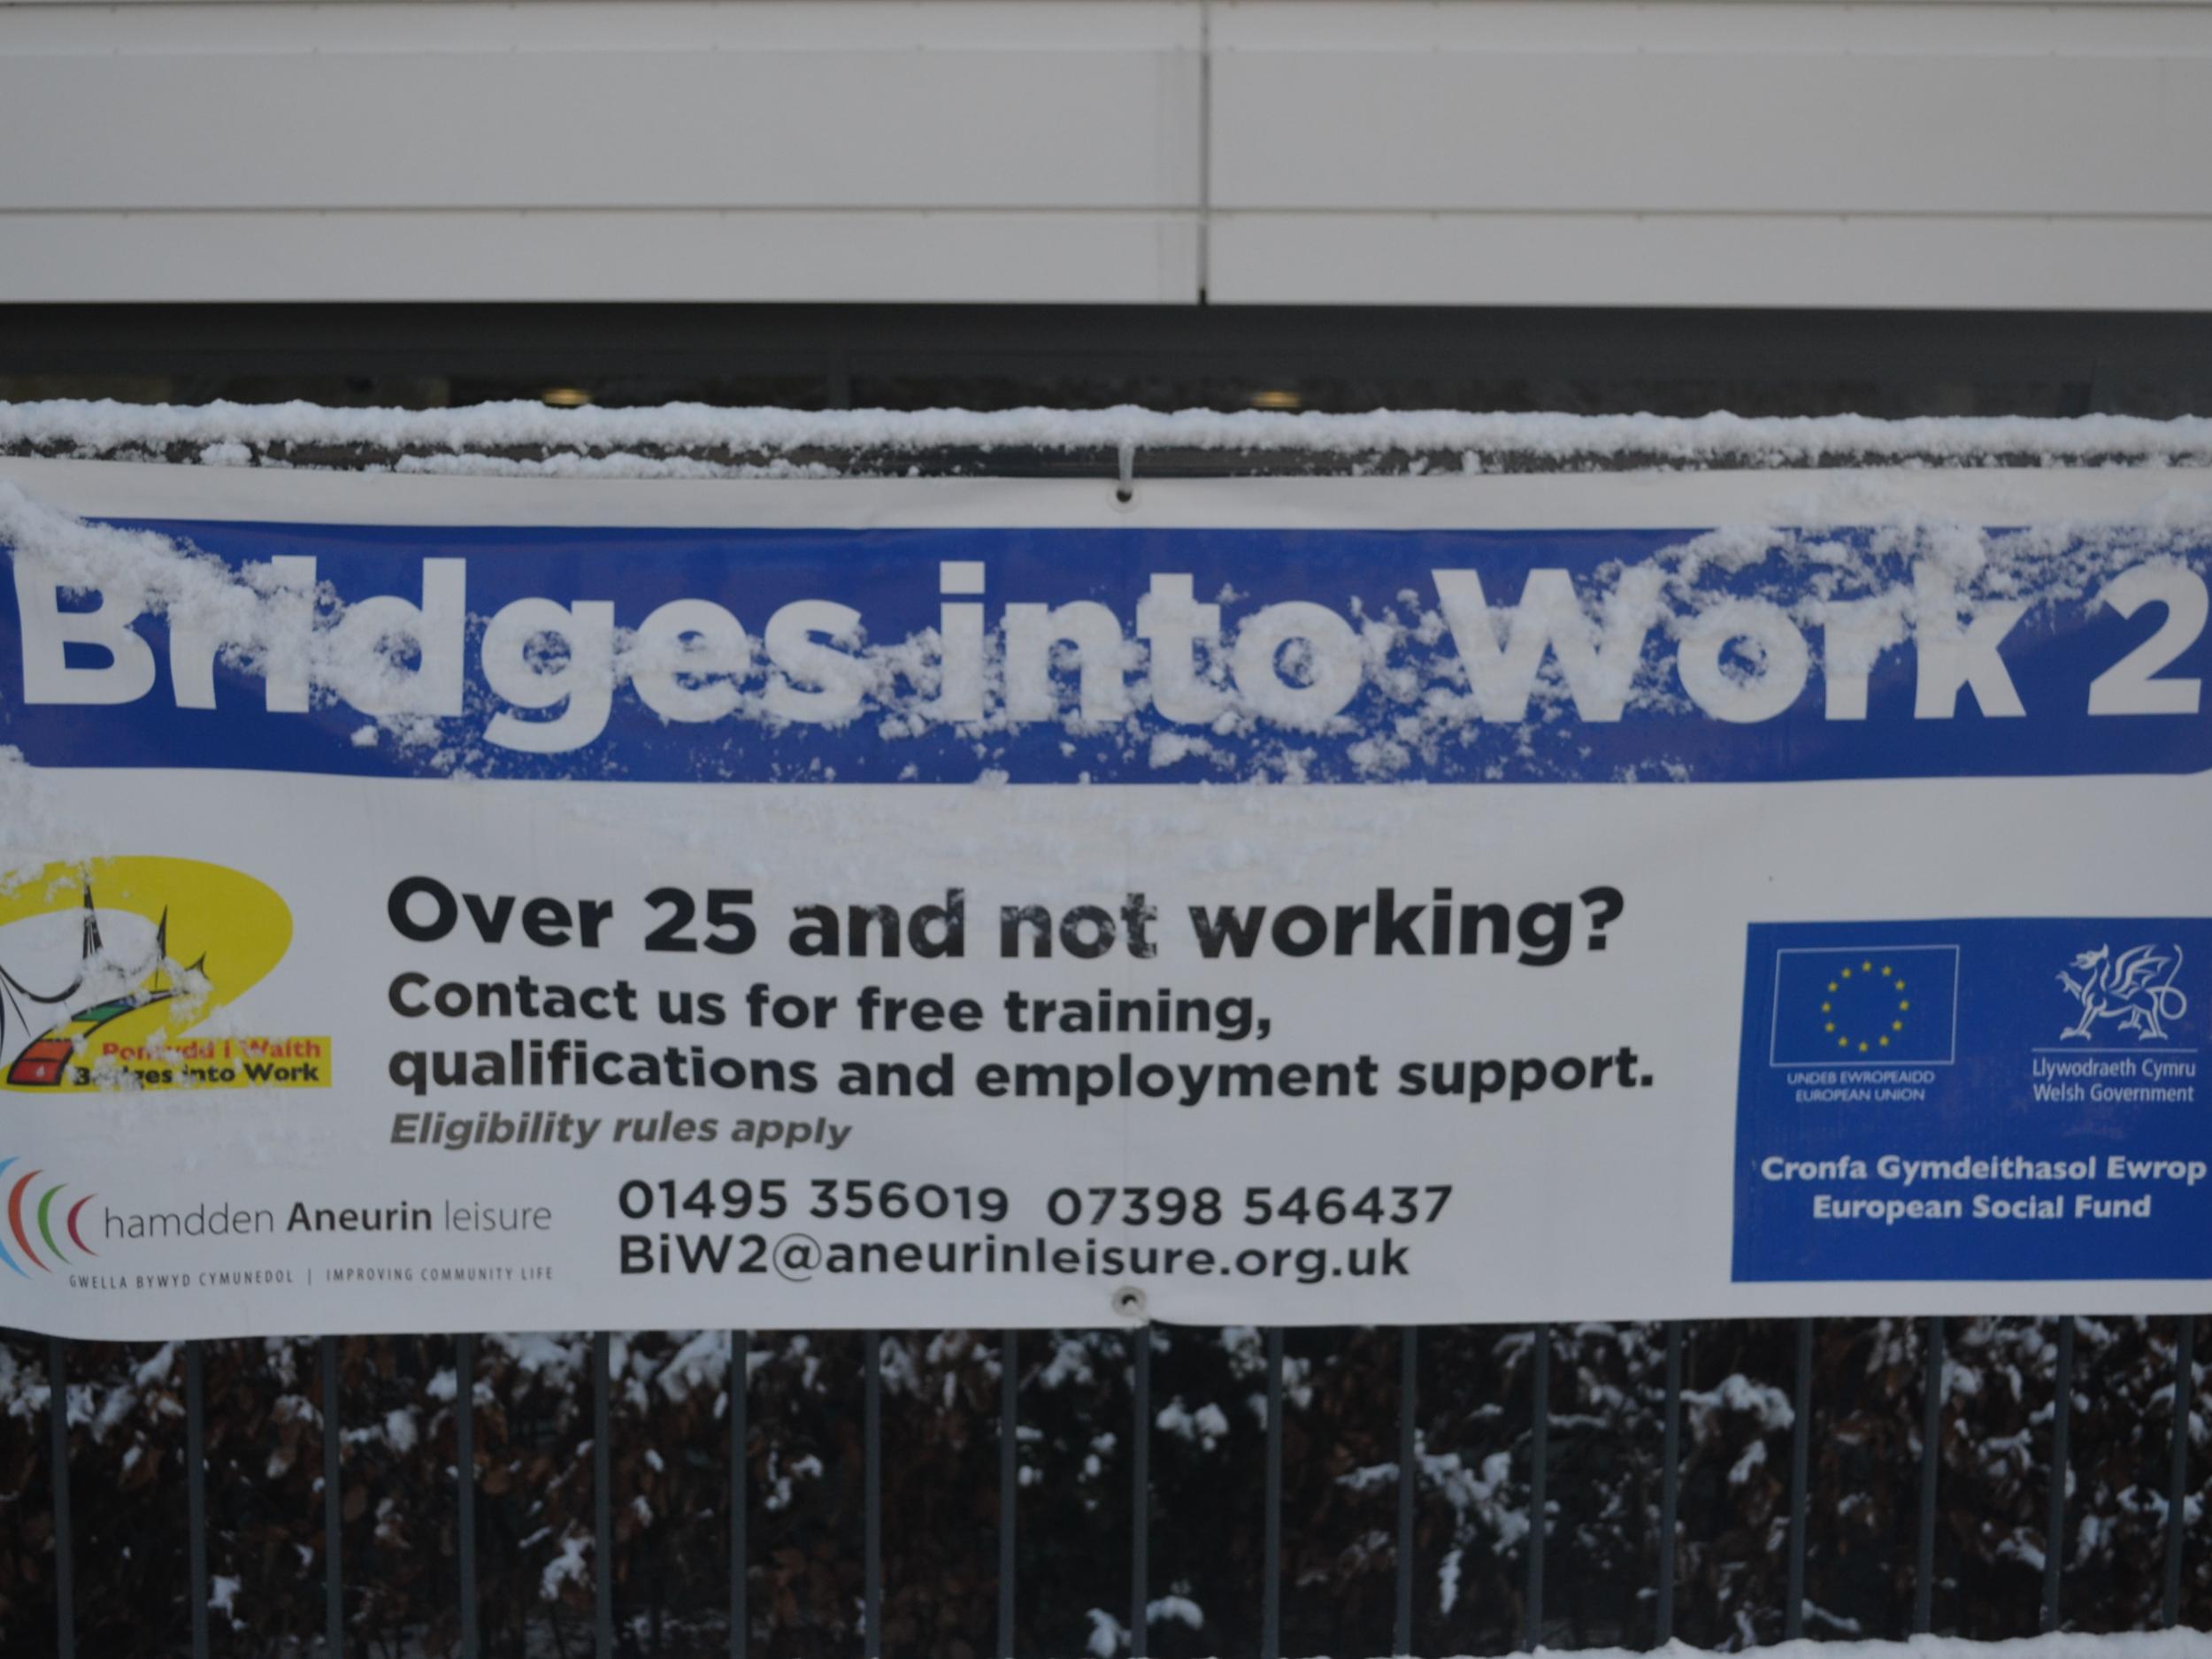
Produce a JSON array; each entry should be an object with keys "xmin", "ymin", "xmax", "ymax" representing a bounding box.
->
[
  {"xmin": 1569, "ymin": 1640, "xmax": 2208, "ymax": 1659},
  {"xmin": 4, "ymin": 399, "xmax": 2212, "ymax": 474},
  {"xmin": 1078, "ymin": 1640, "xmax": 2212, "ymax": 1658}
]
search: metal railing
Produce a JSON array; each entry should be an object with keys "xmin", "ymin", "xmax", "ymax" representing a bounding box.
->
[
  {"xmin": 6, "ymin": 431, "xmax": 2209, "ymax": 1657},
  {"xmin": 16, "ymin": 1313, "xmax": 2204, "ymax": 1658}
]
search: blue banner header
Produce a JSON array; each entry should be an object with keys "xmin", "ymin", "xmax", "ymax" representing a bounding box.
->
[{"xmin": 4, "ymin": 516, "xmax": 2208, "ymax": 784}]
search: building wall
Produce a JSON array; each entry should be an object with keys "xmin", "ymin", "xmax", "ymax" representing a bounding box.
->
[{"xmin": 0, "ymin": 0, "xmax": 2207, "ymax": 309}]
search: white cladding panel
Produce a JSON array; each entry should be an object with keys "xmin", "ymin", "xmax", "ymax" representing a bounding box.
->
[
  {"xmin": 0, "ymin": 51, "xmax": 1201, "ymax": 211},
  {"xmin": 0, "ymin": 0, "xmax": 2207, "ymax": 308}
]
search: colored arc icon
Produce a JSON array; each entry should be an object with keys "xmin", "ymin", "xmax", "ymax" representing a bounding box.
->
[{"xmin": 0, "ymin": 1157, "xmax": 95, "ymax": 1275}]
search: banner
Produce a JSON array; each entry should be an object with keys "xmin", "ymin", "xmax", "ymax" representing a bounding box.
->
[{"xmin": 1, "ymin": 457, "xmax": 2208, "ymax": 1337}]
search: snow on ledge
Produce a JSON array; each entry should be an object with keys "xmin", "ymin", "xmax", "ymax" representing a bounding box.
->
[
  {"xmin": 1267, "ymin": 1639, "xmax": 2212, "ymax": 1659},
  {"xmin": 2, "ymin": 400, "xmax": 2210, "ymax": 476}
]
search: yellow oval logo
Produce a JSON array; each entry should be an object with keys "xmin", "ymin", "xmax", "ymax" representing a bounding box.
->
[{"xmin": 0, "ymin": 857, "xmax": 292, "ymax": 1091}]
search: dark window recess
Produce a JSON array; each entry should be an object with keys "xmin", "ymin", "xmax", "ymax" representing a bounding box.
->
[{"xmin": 3, "ymin": 303, "xmax": 2210, "ymax": 418}]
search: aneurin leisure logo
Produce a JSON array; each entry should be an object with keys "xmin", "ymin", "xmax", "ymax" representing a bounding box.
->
[
  {"xmin": 0, "ymin": 856, "xmax": 330, "ymax": 1092},
  {"xmin": 0, "ymin": 1155, "xmax": 95, "ymax": 1276}
]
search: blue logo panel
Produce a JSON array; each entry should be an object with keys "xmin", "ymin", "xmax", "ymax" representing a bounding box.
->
[{"xmin": 1733, "ymin": 918, "xmax": 2212, "ymax": 1281}]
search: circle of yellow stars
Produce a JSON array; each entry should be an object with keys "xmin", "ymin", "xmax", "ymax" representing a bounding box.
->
[{"xmin": 1822, "ymin": 959, "xmax": 1912, "ymax": 1053}]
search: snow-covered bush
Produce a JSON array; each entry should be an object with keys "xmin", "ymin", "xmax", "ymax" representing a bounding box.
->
[{"xmin": 0, "ymin": 1317, "xmax": 2205, "ymax": 1656}]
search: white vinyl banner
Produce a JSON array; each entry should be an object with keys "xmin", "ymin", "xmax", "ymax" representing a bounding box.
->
[{"xmin": 1, "ymin": 457, "xmax": 2209, "ymax": 1337}]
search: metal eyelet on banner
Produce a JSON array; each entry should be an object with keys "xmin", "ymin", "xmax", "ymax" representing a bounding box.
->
[{"xmin": 1110, "ymin": 1285, "xmax": 1148, "ymax": 1321}]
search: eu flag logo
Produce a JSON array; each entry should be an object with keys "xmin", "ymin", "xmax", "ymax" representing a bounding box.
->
[{"xmin": 1768, "ymin": 944, "xmax": 1959, "ymax": 1067}]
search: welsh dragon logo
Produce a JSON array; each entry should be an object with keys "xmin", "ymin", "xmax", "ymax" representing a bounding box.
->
[{"xmin": 2056, "ymin": 943, "xmax": 2190, "ymax": 1043}]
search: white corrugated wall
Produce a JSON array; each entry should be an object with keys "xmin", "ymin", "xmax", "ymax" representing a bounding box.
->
[{"xmin": 0, "ymin": 0, "xmax": 2206, "ymax": 308}]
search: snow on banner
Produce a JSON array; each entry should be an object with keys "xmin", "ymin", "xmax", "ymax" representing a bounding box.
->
[{"xmin": 0, "ymin": 455, "xmax": 2208, "ymax": 1339}]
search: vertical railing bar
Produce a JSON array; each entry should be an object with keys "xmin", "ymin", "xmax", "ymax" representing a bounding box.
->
[
  {"xmin": 322, "ymin": 1335, "xmax": 343, "ymax": 1656},
  {"xmin": 1786, "ymin": 1317, "xmax": 1813, "ymax": 1641},
  {"xmin": 186, "ymin": 1339, "xmax": 210, "ymax": 1659},
  {"xmin": 999, "ymin": 1330, "xmax": 1018, "ymax": 1659},
  {"xmin": 732, "ymin": 1329, "xmax": 749, "ymax": 1659},
  {"xmin": 1524, "ymin": 1325, "xmax": 1549, "ymax": 1654},
  {"xmin": 1395, "ymin": 1326, "xmax": 1417, "ymax": 1659},
  {"xmin": 2042, "ymin": 1316, "xmax": 2075, "ymax": 1633},
  {"xmin": 1263, "ymin": 1327, "xmax": 1285, "ymax": 1659},
  {"xmin": 1132, "ymin": 1325, "xmax": 1151, "ymax": 1659},
  {"xmin": 595, "ymin": 1331, "xmax": 615, "ymax": 1659},
  {"xmin": 2163, "ymin": 1313, "xmax": 2196, "ymax": 1629},
  {"xmin": 48, "ymin": 1334, "xmax": 75, "ymax": 1659},
  {"xmin": 456, "ymin": 1333, "xmax": 480, "ymax": 1659},
  {"xmin": 1656, "ymin": 1321, "xmax": 1684, "ymax": 1647},
  {"xmin": 864, "ymin": 1331, "xmax": 883, "ymax": 1659},
  {"xmin": 1914, "ymin": 1316, "xmax": 1945, "ymax": 1637}
]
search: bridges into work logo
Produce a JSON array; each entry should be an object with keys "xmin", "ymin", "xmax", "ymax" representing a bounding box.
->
[
  {"xmin": 0, "ymin": 856, "xmax": 329, "ymax": 1092},
  {"xmin": 0, "ymin": 1155, "xmax": 95, "ymax": 1276}
]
